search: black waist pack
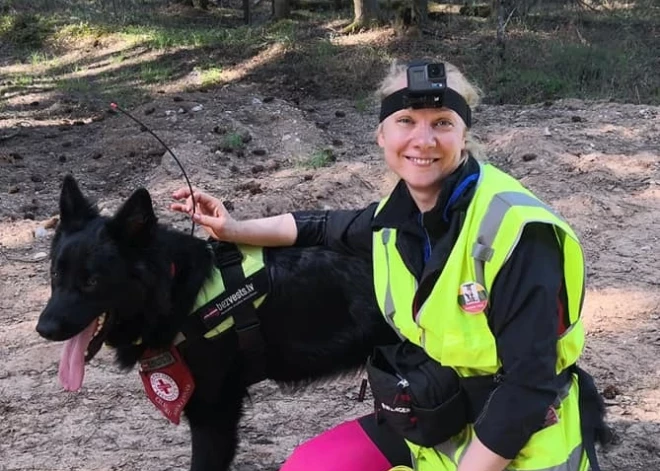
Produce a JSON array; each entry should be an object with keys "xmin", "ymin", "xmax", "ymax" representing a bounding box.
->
[{"xmin": 366, "ymin": 341, "xmax": 498, "ymax": 447}]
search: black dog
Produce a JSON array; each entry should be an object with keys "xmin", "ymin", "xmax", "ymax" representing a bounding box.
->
[{"xmin": 36, "ymin": 176, "xmax": 397, "ymax": 471}]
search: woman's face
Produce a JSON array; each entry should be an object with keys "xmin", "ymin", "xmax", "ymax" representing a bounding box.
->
[{"xmin": 378, "ymin": 82, "xmax": 467, "ymax": 208}]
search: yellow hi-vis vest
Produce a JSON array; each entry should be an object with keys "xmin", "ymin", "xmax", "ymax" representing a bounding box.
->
[{"xmin": 373, "ymin": 163, "xmax": 588, "ymax": 471}]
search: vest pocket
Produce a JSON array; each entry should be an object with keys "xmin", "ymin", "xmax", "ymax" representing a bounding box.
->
[
  {"xmin": 409, "ymin": 389, "xmax": 468, "ymax": 446},
  {"xmin": 367, "ymin": 342, "xmax": 469, "ymax": 448}
]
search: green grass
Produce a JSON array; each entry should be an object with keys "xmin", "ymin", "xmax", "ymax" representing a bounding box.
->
[
  {"xmin": 312, "ymin": 38, "xmax": 339, "ymax": 59},
  {"xmin": 223, "ymin": 132, "xmax": 245, "ymax": 150},
  {"xmin": 476, "ymin": 34, "xmax": 657, "ymax": 104},
  {"xmin": 139, "ymin": 63, "xmax": 173, "ymax": 84},
  {"xmin": 198, "ymin": 66, "xmax": 223, "ymax": 88},
  {"xmin": 111, "ymin": 51, "xmax": 128, "ymax": 64},
  {"xmin": 1, "ymin": 1, "xmax": 657, "ymax": 108},
  {"xmin": 299, "ymin": 149, "xmax": 335, "ymax": 169},
  {"xmin": 119, "ymin": 24, "xmax": 259, "ymax": 50},
  {"xmin": 264, "ymin": 19, "xmax": 297, "ymax": 46},
  {"xmin": 354, "ymin": 93, "xmax": 372, "ymax": 113},
  {"xmin": 55, "ymin": 77, "xmax": 92, "ymax": 94},
  {"xmin": 0, "ymin": 13, "xmax": 53, "ymax": 50},
  {"xmin": 12, "ymin": 74, "xmax": 36, "ymax": 87},
  {"xmin": 121, "ymin": 25, "xmax": 218, "ymax": 49},
  {"xmin": 28, "ymin": 51, "xmax": 54, "ymax": 65},
  {"xmin": 55, "ymin": 21, "xmax": 111, "ymax": 40}
]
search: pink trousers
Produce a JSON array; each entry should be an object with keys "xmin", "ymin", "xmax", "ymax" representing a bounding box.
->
[{"xmin": 280, "ymin": 415, "xmax": 408, "ymax": 471}]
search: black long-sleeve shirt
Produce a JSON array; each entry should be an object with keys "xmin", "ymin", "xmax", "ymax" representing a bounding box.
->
[{"xmin": 292, "ymin": 157, "xmax": 571, "ymax": 459}]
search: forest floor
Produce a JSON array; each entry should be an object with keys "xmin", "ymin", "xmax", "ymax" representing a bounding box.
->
[{"xmin": 1, "ymin": 4, "xmax": 659, "ymax": 470}]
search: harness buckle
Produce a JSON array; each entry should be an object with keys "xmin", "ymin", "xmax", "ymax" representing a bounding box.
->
[{"xmin": 210, "ymin": 241, "xmax": 244, "ymax": 267}]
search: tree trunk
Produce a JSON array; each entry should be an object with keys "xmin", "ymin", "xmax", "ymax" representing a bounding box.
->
[
  {"xmin": 343, "ymin": 0, "xmax": 380, "ymax": 33},
  {"xmin": 243, "ymin": 0, "xmax": 251, "ymax": 23},
  {"xmin": 496, "ymin": 0, "xmax": 508, "ymax": 60},
  {"xmin": 411, "ymin": 0, "xmax": 427, "ymax": 25},
  {"xmin": 273, "ymin": 0, "xmax": 290, "ymax": 19}
]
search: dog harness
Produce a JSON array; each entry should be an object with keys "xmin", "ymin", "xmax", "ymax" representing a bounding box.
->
[
  {"xmin": 182, "ymin": 241, "xmax": 271, "ymax": 384},
  {"xmin": 138, "ymin": 242, "xmax": 270, "ymax": 424}
]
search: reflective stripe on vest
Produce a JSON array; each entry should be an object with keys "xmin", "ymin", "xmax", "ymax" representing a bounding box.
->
[
  {"xmin": 424, "ymin": 443, "xmax": 584, "ymax": 471},
  {"xmin": 380, "ymin": 228, "xmax": 407, "ymax": 340},
  {"xmin": 470, "ymin": 190, "xmax": 555, "ymax": 291}
]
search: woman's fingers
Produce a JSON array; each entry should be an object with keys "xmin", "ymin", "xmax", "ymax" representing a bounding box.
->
[
  {"xmin": 172, "ymin": 187, "xmax": 195, "ymax": 199},
  {"xmin": 170, "ymin": 202, "xmax": 189, "ymax": 214},
  {"xmin": 171, "ymin": 198, "xmax": 223, "ymax": 221},
  {"xmin": 192, "ymin": 213, "xmax": 222, "ymax": 232},
  {"xmin": 170, "ymin": 189, "xmax": 228, "ymax": 240},
  {"xmin": 172, "ymin": 188, "xmax": 221, "ymax": 211}
]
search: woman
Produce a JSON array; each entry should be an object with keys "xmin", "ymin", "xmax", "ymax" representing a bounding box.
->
[{"xmin": 171, "ymin": 61, "xmax": 607, "ymax": 471}]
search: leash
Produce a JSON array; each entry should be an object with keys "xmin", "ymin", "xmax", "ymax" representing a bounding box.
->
[{"xmin": 110, "ymin": 102, "xmax": 198, "ymax": 236}]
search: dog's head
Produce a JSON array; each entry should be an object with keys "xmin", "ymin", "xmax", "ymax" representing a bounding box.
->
[{"xmin": 36, "ymin": 175, "xmax": 158, "ymax": 391}]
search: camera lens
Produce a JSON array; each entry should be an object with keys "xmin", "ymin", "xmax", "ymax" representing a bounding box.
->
[{"xmin": 427, "ymin": 64, "xmax": 443, "ymax": 79}]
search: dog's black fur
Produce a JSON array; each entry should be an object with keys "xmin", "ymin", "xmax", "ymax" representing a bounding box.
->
[{"xmin": 36, "ymin": 176, "xmax": 397, "ymax": 471}]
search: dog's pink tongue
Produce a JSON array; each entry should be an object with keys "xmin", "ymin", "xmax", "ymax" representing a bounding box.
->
[{"xmin": 58, "ymin": 319, "xmax": 98, "ymax": 391}]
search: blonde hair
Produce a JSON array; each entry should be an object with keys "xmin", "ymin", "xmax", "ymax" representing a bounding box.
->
[{"xmin": 376, "ymin": 60, "xmax": 485, "ymax": 160}]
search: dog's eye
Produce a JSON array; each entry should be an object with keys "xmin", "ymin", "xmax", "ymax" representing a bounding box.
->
[{"xmin": 84, "ymin": 276, "xmax": 98, "ymax": 291}]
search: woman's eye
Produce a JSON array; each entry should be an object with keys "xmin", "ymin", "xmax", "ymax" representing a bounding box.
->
[
  {"xmin": 397, "ymin": 117, "xmax": 413, "ymax": 125},
  {"xmin": 435, "ymin": 119, "xmax": 453, "ymax": 127}
]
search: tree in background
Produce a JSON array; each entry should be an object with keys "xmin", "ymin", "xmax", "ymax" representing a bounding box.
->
[{"xmin": 342, "ymin": 0, "xmax": 381, "ymax": 32}]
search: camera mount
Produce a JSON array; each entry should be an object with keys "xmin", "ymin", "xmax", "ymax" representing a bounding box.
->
[{"xmin": 379, "ymin": 63, "xmax": 472, "ymax": 127}]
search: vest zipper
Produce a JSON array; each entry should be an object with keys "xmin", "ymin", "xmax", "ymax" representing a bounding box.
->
[{"xmin": 419, "ymin": 213, "xmax": 432, "ymax": 265}]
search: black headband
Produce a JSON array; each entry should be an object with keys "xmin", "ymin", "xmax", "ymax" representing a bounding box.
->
[{"xmin": 379, "ymin": 87, "xmax": 472, "ymax": 127}]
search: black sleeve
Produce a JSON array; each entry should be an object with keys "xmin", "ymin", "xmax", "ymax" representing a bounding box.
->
[
  {"xmin": 473, "ymin": 222, "xmax": 569, "ymax": 459},
  {"xmin": 291, "ymin": 202, "xmax": 378, "ymax": 260}
]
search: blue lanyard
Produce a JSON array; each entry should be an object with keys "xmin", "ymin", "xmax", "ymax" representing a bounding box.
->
[
  {"xmin": 419, "ymin": 213, "xmax": 432, "ymax": 264},
  {"xmin": 419, "ymin": 172, "xmax": 479, "ymax": 264},
  {"xmin": 443, "ymin": 173, "xmax": 479, "ymax": 223}
]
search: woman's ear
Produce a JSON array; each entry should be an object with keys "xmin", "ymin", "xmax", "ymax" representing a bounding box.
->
[{"xmin": 377, "ymin": 124, "xmax": 385, "ymax": 148}]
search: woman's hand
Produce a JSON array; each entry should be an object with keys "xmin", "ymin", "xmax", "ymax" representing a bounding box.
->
[
  {"xmin": 457, "ymin": 436, "xmax": 511, "ymax": 471},
  {"xmin": 170, "ymin": 187, "xmax": 235, "ymax": 240},
  {"xmin": 171, "ymin": 187, "xmax": 298, "ymax": 247}
]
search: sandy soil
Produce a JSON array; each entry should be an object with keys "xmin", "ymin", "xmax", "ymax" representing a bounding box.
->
[{"xmin": 1, "ymin": 82, "xmax": 659, "ymax": 470}]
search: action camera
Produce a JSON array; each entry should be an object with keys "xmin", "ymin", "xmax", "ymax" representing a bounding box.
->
[{"xmin": 407, "ymin": 63, "xmax": 447, "ymax": 96}]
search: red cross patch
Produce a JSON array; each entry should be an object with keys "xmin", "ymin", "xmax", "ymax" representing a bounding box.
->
[{"xmin": 139, "ymin": 347, "xmax": 195, "ymax": 425}]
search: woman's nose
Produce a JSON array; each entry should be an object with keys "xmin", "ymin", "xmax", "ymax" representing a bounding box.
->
[{"xmin": 411, "ymin": 124, "xmax": 436, "ymax": 148}]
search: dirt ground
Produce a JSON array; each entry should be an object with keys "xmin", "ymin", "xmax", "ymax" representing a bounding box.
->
[{"xmin": 1, "ymin": 74, "xmax": 659, "ymax": 470}]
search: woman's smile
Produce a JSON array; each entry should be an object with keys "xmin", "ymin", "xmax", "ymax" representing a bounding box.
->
[{"xmin": 404, "ymin": 156, "xmax": 440, "ymax": 167}]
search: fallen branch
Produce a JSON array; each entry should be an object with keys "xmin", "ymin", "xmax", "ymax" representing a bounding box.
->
[
  {"xmin": 0, "ymin": 245, "xmax": 46, "ymax": 264},
  {"xmin": 0, "ymin": 121, "xmax": 31, "ymax": 142},
  {"xmin": 0, "ymin": 129, "xmax": 21, "ymax": 142}
]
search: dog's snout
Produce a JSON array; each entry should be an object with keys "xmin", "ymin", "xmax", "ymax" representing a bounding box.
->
[
  {"xmin": 36, "ymin": 306, "xmax": 76, "ymax": 341},
  {"xmin": 36, "ymin": 317, "xmax": 64, "ymax": 340}
]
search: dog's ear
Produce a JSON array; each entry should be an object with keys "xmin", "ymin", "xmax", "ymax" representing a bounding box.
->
[
  {"xmin": 59, "ymin": 175, "xmax": 98, "ymax": 231},
  {"xmin": 107, "ymin": 188, "xmax": 157, "ymax": 246}
]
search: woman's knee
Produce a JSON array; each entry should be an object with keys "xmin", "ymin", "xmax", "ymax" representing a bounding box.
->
[{"xmin": 280, "ymin": 418, "xmax": 393, "ymax": 471}]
